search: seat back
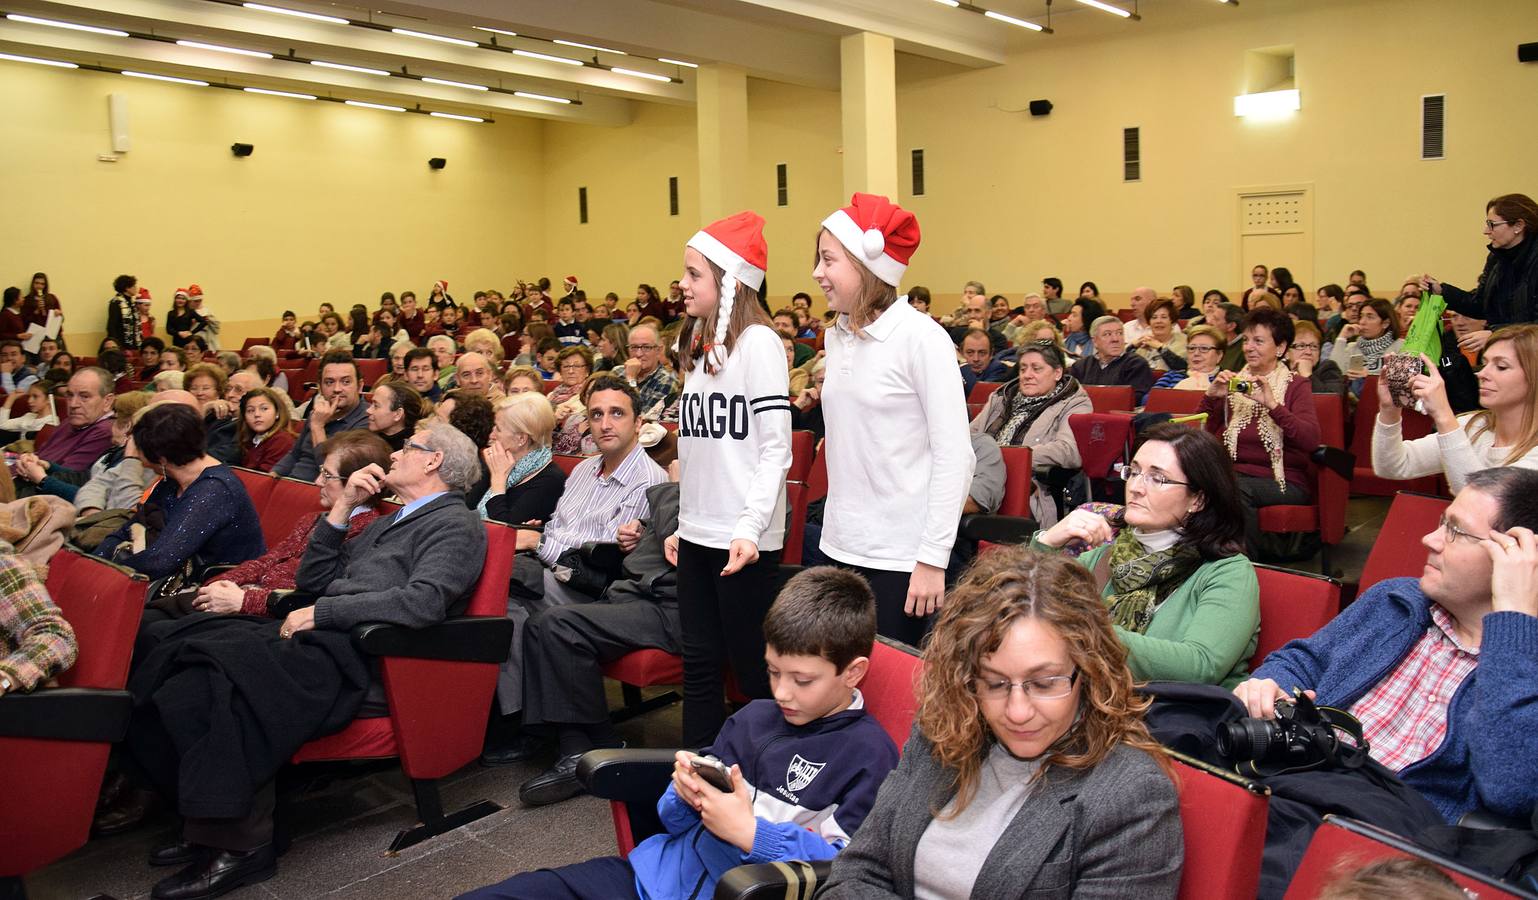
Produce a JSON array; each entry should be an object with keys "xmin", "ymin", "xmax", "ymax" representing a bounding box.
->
[
  {"xmin": 1069, "ymin": 413, "xmax": 1133, "ymax": 480},
  {"xmin": 1173, "ymin": 754, "xmax": 1270, "ymax": 900},
  {"xmin": 46, "ymin": 548, "xmax": 148, "ymax": 691},
  {"xmin": 553, "ymin": 454, "xmax": 586, "ymax": 475},
  {"xmin": 1283, "ymin": 815, "xmax": 1528, "ymax": 900},
  {"xmin": 1314, "ymin": 394, "xmax": 1348, "ymax": 547},
  {"xmin": 231, "ymin": 465, "xmax": 277, "ymax": 519},
  {"xmin": 860, "ymin": 637, "xmax": 924, "ymax": 750},
  {"xmin": 1084, "ymin": 384, "xmax": 1134, "ymax": 413},
  {"xmin": 356, "ymin": 358, "xmax": 388, "ymax": 383},
  {"xmin": 997, "ymin": 446, "xmax": 1034, "ymax": 518},
  {"xmin": 806, "ymin": 438, "xmax": 828, "ymax": 504},
  {"xmin": 241, "ymin": 337, "xmax": 269, "ymax": 352},
  {"xmin": 1359, "ymin": 492, "xmax": 1448, "ymax": 591},
  {"xmin": 967, "ymin": 380, "xmax": 1007, "ymax": 407},
  {"xmin": 787, "ymin": 429, "xmax": 815, "ymax": 484},
  {"xmin": 1144, "ymin": 388, "xmax": 1205, "ymax": 415},
  {"xmin": 1252, "ymin": 563, "xmax": 1340, "ymax": 670},
  {"xmin": 262, "ymin": 477, "xmax": 324, "ymax": 547},
  {"xmin": 1349, "ymin": 375, "xmax": 1439, "ymax": 495}
]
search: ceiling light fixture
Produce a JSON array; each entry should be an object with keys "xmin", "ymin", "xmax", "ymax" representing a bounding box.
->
[
  {"xmin": 244, "ymin": 86, "xmax": 316, "ymax": 99},
  {"xmin": 429, "ymin": 111, "xmax": 484, "ymax": 122},
  {"xmin": 175, "ymin": 39, "xmax": 274, "ymax": 59},
  {"xmin": 310, "ymin": 60, "xmax": 391, "ymax": 76},
  {"xmin": 4, "ymin": 13, "xmax": 128, "ymax": 37},
  {"xmin": 391, "ymin": 28, "xmax": 478, "ymax": 48},
  {"xmin": 1072, "ymin": 0, "xmax": 1135, "ymax": 18},
  {"xmin": 983, "ymin": 9, "xmax": 1045, "ymax": 30},
  {"xmin": 1234, "ymin": 88, "xmax": 1299, "ymax": 118},
  {"xmin": 657, "ymin": 57, "xmax": 698, "ymax": 68},
  {"xmin": 931, "ymin": 0, "xmax": 961, "ymax": 6},
  {"xmin": 554, "ymin": 39, "xmax": 625, "ymax": 55},
  {"xmin": 345, "ymin": 99, "xmax": 405, "ymax": 111},
  {"xmin": 122, "ymin": 70, "xmax": 209, "ymax": 86},
  {"xmin": 0, "ymin": 51, "xmax": 79, "ymax": 68},
  {"xmin": 611, "ymin": 66, "xmax": 671, "ymax": 83},
  {"xmin": 240, "ymin": 3, "xmax": 348, "ymax": 25},
  {"xmin": 513, "ymin": 49, "xmax": 583, "ymax": 66},
  {"xmin": 514, "ymin": 90, "xmax": 572, "ymax": 104},
  {"xmin": 421, "ymin": 76, "xmax": 489, "ymax": 91},
  {"xmin": 473, "ymin": 26, "xmax": 518, "ymax": 37}
]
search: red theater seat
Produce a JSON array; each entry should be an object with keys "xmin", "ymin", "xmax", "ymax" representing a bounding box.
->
[
  {"xmin": 1283, "ymin": 816, "xmax": 1527, "ymax": 899},
  {"xmin": 1172, "ymin": 753, "xmax": 1270, "ymax": 900},
  {"xmin": 967, "ymin": 380, "xmax": 1007, "ymax": 407},
  {"xmin": 1256, "ymin": 393, "xmax": 1349, "ymax": 575},
  {"xmin": 1252, "ymin": 563, "xmax": 1340, "ymax": 670},
  {"xmin": 1084, "ymin": 384, "xmax": 1134, "ymax": 413},
  {"xmin": 1349, "ymin": 375, "xmax": 1439, "ymax": 496},
  {"xmin": 355, "ymin": 358, "xmax": 388, "ymax": 384},
  {"xmin": 1144, "ymin": 388, "xmax": 1205, "ymax": 415},
  {"xmin": 553, "ymin": 454, "xmax": 586, "ymax": 475},
  {"xmin": 1358, "ymin": 491, "xmax": 1447, "ymax": 592}
]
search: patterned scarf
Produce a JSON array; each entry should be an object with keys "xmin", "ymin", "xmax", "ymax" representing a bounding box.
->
[
  {"xmin": 993, "ymin": 374, "xmax": 1078, "ymax": 446},
  {"xmin": 475, "ymin": 446, "xmax": 553, "ymax": 521},
  {"xmin": 1356, "ymin": 332, "xmax": 1396, "ymax": 373},
  {"xmin": 1104, "ymin": 528, "xmax": 1204, "ymax": 634},
  {"xmin": 1223, "ymin": 363, "xmax": 1293, "ymax": 490}
]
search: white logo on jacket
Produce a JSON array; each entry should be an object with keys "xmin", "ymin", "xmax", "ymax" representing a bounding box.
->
[{"xmin": 785, "ymin": 754, "xmax": 826, "ymax": 793}]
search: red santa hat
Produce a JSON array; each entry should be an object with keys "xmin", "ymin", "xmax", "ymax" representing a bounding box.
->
[
  {"xmin": 186, "ymin": 283, "xmax": 203, "ymax": 297},
  {"xmin": 433, "ymin": 280, "xmax": 448, "ymax": 294},
  {"xmin": 563, "ymin": 275, "xmax": 580, "ymax": 293},
  {"xmin": 137, "ymin": 288, "xmax": 155, "ymax": 303},
  {"xmin": 686, "ymin": 210, "xmax": 768, "ymax": 368},
  {"xmin": 820, "ymin": 192, "xmax": 920, "ymax": 287}
]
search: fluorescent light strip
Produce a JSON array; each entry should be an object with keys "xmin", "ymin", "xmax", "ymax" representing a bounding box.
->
[
  {"xmin": 310, "ymin": 60, "xmax": 390, "ymax": 76},
  {"xmin": 176, "ymin": 40, "xmax": 273, "ymax": 59},
  {"xmin": 4, "ymin": 13, "xmax": 128, "ymax": 37},
  {"xmin": 421, "ymin": 76, "xmax": 489, "ymax": 91},
  {"xmin": 611, "ymin": 66, "xmax": 671, "ymax": 83},
  {"xmin": 983, "ymin": 9, "xmax": 1044, "ymax": 30},
  {"xmin": 514, "ymin": 90, "xmax": 571, "ymax": 104},
  {"xmin": 0, "ymin": 51, "xmax": 79, "ymax": 68},
  {"xmin": 122, "ymin": 70, "xmax": 209, "ymax": 86},
  {"xmin": 1072, "ymin": 0, "xmax": 1133, "ymax": 17},
  {"xmin": 473, "ymin": 26, "xmax": 518, "ymax": 37},
  {"xmin": 931, "ymin": 0, "xmax": 961, "ymax": 6},
  {"xmin": 244, "ymin": 86, "xmax": 315, "ymax": 99},
  {"xmin": 1233, "ymin": 89, "xmax": 1299, "ymax": 117},
  {"xmin": 513, "ymin": 49, "xmax": 583, "ymax": 66},
  {"xmin": 429, "ymin": 111, "xmax": 483, "ymax": 122},
  {"xmin": 391, "ymin": 28, "xmax": 478, "ymax": 48},
  {"xmin": 241, "ymin": 3, "xmax": 348, "ymax": 25},
  {"xmin": 657, "ymin": 57, "xmax": 698, "ymax": 68},
  {"xmin": 554, "ymin": 39, "xmax": 625, "ymax": 55},
  {"xmin": 345, "ymin": 100, "xmax": 405, "ymax": 111}
]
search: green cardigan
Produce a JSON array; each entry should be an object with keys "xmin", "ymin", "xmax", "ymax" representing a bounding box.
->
[{"xmin": 1031, "ymin": 538, "xmax": 1260, "ymax": 689}]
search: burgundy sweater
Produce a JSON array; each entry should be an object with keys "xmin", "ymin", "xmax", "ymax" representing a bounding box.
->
[
  {"xmin": 1200, "ymin": 377, "xmax": 1321, "ymax": 490},
  {"xmin": 209, "ymin": 509, "xmax": 382, "ymax": 616}
]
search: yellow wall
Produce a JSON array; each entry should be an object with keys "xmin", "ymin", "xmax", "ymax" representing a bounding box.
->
[{"xmin": 0, "ymin": 65, "xmax": 547, "ymax": 350}]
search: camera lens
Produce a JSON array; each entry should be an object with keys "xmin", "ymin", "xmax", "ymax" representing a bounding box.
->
[{"xmin": 1217, "ymin": 718, "xmax": 1281, "ymax": 761}]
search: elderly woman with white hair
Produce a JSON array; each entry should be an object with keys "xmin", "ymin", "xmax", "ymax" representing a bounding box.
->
[{"xmin": 480, "ymin": 392, "xmax": 567, "ymax": 525}]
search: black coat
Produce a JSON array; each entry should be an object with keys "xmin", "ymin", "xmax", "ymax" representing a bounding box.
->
[{"xmin": 1443, "ymin": 237, "xmax": 1538, "ymax": 328}]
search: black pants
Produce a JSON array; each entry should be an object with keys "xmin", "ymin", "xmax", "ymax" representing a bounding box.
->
[
  {"xmin": 676, "ymin": 539, "xmax": 782, "ymax": 748},
  {"xmin": 1238, "ymin": 474, "xmax": 1311, "ymax": 558},
  {"xmin": 839, "ymin": 563, "xmax": 927, "ymax": 648},
  {"xmin": 520, "ymin": 597, "xmax": 681, "ymax": 728}
]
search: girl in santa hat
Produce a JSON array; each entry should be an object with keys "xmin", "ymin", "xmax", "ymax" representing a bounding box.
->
[
  {"xmin": 813, "ymin": 193, "xmax": 974, "ymax": 645},
  {"xmin": 662, "ymin": 210, "xmax": 793, "ymax": 747}
]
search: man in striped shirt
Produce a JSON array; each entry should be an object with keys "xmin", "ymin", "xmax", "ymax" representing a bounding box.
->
[{"xmin": 1235, "ymin": 467, "xmax": 1538, "ymax": 823}]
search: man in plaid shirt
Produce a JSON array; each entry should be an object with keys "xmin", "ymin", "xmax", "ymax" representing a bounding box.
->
[{"xmin": 1234, "ymin": 467, "xmax": 1538, "ymax": 823}]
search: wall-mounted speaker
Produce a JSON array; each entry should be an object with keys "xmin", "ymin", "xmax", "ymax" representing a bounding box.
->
[
  {"xmin": 1029, "ymin": 99, "xmax": 1054, "ymax": 117},
  {"xmin": 108, "ymin": 93, "xmax": 130, "ymax": 153},
  {"xmin": 231, "ymin": 143, "xmax": 254, "ymax": 157},
  {"xmin": 1519, "ymin": 42, "xmax": 1538, "ymax": 63},
  {"xmin": 428, "ymin": 157, "xmax": 447, "ymax": 170}
]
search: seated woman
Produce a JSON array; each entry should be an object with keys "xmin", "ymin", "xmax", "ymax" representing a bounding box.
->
[
  {"xmin": 1327, "ymin": 297, "xmax": 1403, "ymax": 382},
  {"xmin": 185, "ymin": 363, "xmax": 240, "ymax": 464},
  {"xmin": 503, "ymin": 364, "xmax": 545, "ymax": 396},
  {"xmin": 1199, "ymin": 306, "xmax": 1322, "ymax": 557},
  {"xmin": 96, "ymin": 402, "xmax": 266, "ymax": 579},
  {"xmin": 970, "ymin": 342, "xmax": 1092, "ymax": 528},
  {"xmin": 237, "ymin": 386, "xmax": 295, "ymax": 473},
  {"xmin": 435, "ymin": 389, "xmax": 495, "ymax": 506},
  {"xmin": 823, "ymin": 545, "xmax": 1182, "ymax": 899},
  {"xmin": 1287, "ymin": 320, "xmax": 1345, "ymax": 396},
  {"xmin": 1132, "ymin": 298, "xmax": 1188, "ymax": 371},
  {"xmin": 1152, "ymin": 324, "xmax": 1226, "ymax": 391},
  {"xmin": 187, "ymin": 431, "xmax": 392, "ymax": 618},
  {"xmin": 479, "ymin": 392, "xmax": 566, "ymax": 525},
  {"xmin": 1063, "ymin": 297, "xmax": 1105, "ymax": 359},
  {"xmin": 1372, "ymin": 324, "xmax": 1538, "ymax": 493},
  {"xmin": 366, "ymin": 381, "xmax": 427, "ymax": 452},
  {"xmin": 593, "ymin": 323, "xmax": 629, "ymax": 373},
  {"xmin": 1033, "ymin": 422, "xmax": 1259, "ymax": 687},
  {"xmin": 549, "ymin": 345, "xmax": 592, "ymax": 408}
]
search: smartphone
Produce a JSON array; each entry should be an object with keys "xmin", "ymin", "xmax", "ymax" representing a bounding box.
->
[
  {"xmin": 1348, "ymin": 352, "xmax": 1367, "ymax": 373},
  {"xmin": 689, "ymin": 755, "xmax": 734, "ymax": 793}
]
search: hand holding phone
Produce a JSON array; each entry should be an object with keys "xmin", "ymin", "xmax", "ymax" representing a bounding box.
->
[{"xmin": 689, "ymin": 754, "xmax": 734, "ymax": 793}]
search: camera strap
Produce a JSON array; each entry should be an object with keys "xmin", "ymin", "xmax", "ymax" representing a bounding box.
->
[{"xmin": 1240, "ymin": 704, "xmax": 1372, "ymax": 779}]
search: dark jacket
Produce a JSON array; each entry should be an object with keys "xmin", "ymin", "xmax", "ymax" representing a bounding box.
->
[
  {"xmin": 605, "ymin": 481, "xmax": 680, "ymax": 605},
  {"xmin": 1442, "ymin": 237, "xmax": 1538, "ymax": 328},
  {"xmin": 484, "ymin": 462, "xmax": 566, "ymax": 527},
  {"xmin": 96, "ymin": 465, "xmax": 265, "ymax": 579},
  {"xmin": 1069, "ymin": 350, "xmax": 1156, "ymax": 403}
]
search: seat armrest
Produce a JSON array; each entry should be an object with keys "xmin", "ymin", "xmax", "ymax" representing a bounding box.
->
[
  {"xmin": 714, "ymin": 860, "xmax": 834, "ymax": 900},
  {"xmin": 1457, "ymin": 808, "xmax": 1531, "ymax": 831},
  {"xmin": 578, "ymin": 748, "xmax": 679, "ymax": 803},
  {"xmin": 1311, "ymin": 445, "xmax": 1355, "ymax": 481},
  {"xmin": 351, "ymin": 617, "xmax": 513, "ymax": 663},
  {"xmin": 958, "ymin": 514, "xmax": 1038, "ymax": 545},
  {"xmin": 0, "ymin": 688, "xmax": 133, "ymax": 741}
]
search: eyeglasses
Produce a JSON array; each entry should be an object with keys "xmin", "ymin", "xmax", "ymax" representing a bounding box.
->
[
  {"xmin": 1292, "ymin": 342, "xmax": 1321, "ymax": 352},
  {"xmin": 1485, "ymin": 219, "xmax": 1512, "ymax": 230},
  {"xmin": 1187, "ymin": 344, "xmax": 1219, "ymax": 354},
  {"xmin": 318, "ymin": 467, "xmax": 343, "ymax": 482},
  {"xmin": 1438, "ymin": 514, "xmax": 1488, "ymax": 545},
  {"xmin": 973, "ymin": 669, "xmax": 1079, "ymax": 702},
  {"xmin": 629, "ymin": 343, "xmax": 660, "ymax": 353},
  {"xmin": 403, "ymin": 439, "xmax": 437, "ymax": 455},
  {"xmin": 1114, "ymin": 463, "xmax": 1189, "ymax": 490},
  {"xmin": 559, "ymin": 363, "xmax": 590, "ymax": 372}
]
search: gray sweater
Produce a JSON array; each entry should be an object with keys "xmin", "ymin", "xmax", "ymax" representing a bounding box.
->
[{"xmin": 298, "ymin": 493, "xmax": 487, "ymax": 631}]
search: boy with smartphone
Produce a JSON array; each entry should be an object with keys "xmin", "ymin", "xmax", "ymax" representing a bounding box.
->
[{"xmin": 458, "ymin": 567, "xmax": 899, "ymax": 900}]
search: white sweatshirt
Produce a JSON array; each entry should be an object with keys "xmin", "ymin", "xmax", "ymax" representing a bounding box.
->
[
  {"xmin": 820, "ymin": 298, "xmax": 976, "ymax": 572},
  {"xmin": 1373, "ymin": 412, "xmax": 1538, "ymax": 495},
  {"xmin": 676, "ymin": 323, "xmax": 792, "ymax": 551}
]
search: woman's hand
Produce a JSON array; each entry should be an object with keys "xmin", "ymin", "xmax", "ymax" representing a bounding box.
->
[
  {"xmin": 1338, "ymin": 324, "xmax": 1360, "ymax": 341},
  {"xmin": 1418, "ymin": 274, "xmax": 1442, "ymax": 295},
  {"xmin": 1253, "ymin": 377, "xmax": 1279, "ymax": 411},
  {"xmin": 482, "ymin": 443, "xmax": 514, "ymax": 489},
  {"xmin": 1457, "ymin": 330, "xmax": 1492, "ymax": 353},
  {"xmin": 193, "ymin": 580, "xmax": 245, "ymax": 614},
  {"xmin": 1038, "ymin": 508, "xmax": 1115, "ymax": 549},
  {"xmin": 1204, "ymin": 375, "xmax": 1231, "ymax": 399},
  {"xmin": 1374, "ymin": 368, "xmax": 1401, "ymax": 423},
  {"xmin": 720, "ymin": 539, "xmax": 759, "ymax": 576},
  {"xmin": 663, "ymin": 534, "xmax": 680, "ymax": 566},
  {"xmin": 904, "ymin": 562, "xmax": 946, "ymax": 618},
  {"xmin": 1411, "ymin": 353, "xmax": 1457, "ymax": 430}
]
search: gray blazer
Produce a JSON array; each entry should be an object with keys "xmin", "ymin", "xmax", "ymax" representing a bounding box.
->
[{"xmin": 822, "ymin": 729, "xmax": 1182, "ymax": 900}]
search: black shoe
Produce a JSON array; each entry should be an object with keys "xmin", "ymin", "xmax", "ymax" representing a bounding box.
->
[
  {"xmin": 149, "ymin": 838, "xmax": 203, "ymax": 868},
  {"xmin": 150, "ymin": 844, "xmax": 276, "ymax": 900},
  {"xmin": 93, "ymin": 787, "xmax": 159, "ymax": 837},
  {"xmin": 518, "ymin": 754, "xmax": 585, "ymax": 807},
  {"xmin": 480, "ymin": 733, "xmax": 551, "ymax": 768}
]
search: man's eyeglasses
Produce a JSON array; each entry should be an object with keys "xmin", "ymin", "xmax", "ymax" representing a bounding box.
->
[
  {"xmin": 1438, "ymin": 514, "xmax": 1488, "ymax": 544},
  {"xmin": 403, "ymin": 439, "xmax": 437, "ymax": 455},
  {"xmin": 972, "ymin": 669, "xmax": 1079, "ymax": 702},
  {"xmin": 629, "ymin": 343, "xmax": 660, "ymax": 353},
  {"xmin": 1114, "ymin": 463, "xmax": 1189, "ymax": 490}
]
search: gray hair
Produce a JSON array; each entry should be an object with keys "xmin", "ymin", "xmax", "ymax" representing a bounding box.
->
[
  {"xmin": 73, "ymin": 366, "xmax": 116, "ymax": 397},
  {"xmin": 1090, "ymin": 315, "xmax": 1123, "ymax": 335},
  {"xmin": 416, "ymin": 420, "xmax": 480, "ymax": 493},
  {"xmin": 427, "ymin": 334, "xmax": 457, "ymax": 352},
  {"xmin": 248, "ymin": 344, "xmax": 277, "ymax": 363},
  {"xmin": 964, "ymin": 280, "xmax": 986, "ymax": 295}
]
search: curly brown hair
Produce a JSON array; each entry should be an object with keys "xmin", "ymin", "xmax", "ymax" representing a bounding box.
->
[{"xmin": 917, "ymin": 545, "xmax": 1171, "ymax": 816}]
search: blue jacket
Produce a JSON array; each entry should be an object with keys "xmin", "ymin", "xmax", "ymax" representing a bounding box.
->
[
  {"xmin": 627, "ymin": 695, "xmax": 898, "ymax": 900},
  {"xmin": 1255, "ymin": 577, "xmax": 1538, "ymax": 822}
]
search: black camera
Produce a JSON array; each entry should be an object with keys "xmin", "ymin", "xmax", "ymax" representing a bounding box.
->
[{"xmin": 1217, "ymin": 691, "xmax": 1369, "ymax": 774}]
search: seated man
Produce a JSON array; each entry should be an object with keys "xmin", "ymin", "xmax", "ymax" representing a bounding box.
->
[
  {"xmin": 0, "ymin": 339, "xmax": 38, "ymax": 394},
  {"xmin": 1068, "ymin": 315, "xmax": 1154, "ymax": 403},
  {"xmin": 453, "ymin": 351, "xmax": 502, "ymax": 400},
  {"xmin": 958, "ymin": 328, "xmax": 1010, "ymax": 395},
  {"xmin": 1235, "ymin": 466, "xmax": 1538, "ymax": 823},
  {"xmin": 11, "ymin": 367, "xmax": 117, "ymax": 494},
  {"xmin": 402, "ymin": 346, "xmax": 443, "ymax": 402},
  {"xmin": 272, "ymin": 349, "xmax": 368, "ymax": 481},
  {"xmin": 459, "ymin": 567, "xmax": 899, "ymax": 900},
  {"xmin": 124, "ymin": 421, "xmax": 487, "ymax": 898}
]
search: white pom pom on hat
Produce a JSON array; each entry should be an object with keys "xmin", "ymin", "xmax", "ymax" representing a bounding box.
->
[
  {"xmin": 821, "ymin": 192, "xmax": 921, "ymax": 287},
  {"xmin": 861, "ymin": 228, "xmax": 885, "ymax": 260}
]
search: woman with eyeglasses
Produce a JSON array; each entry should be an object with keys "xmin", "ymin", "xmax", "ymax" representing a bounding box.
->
[
  {"xmin": 822, "ymin": 545, "xmax": 1182, "ymax": 900},
  {"xmin": 1032, "ymin": 423, "xmax": 1258, "ymax": 688},
  {"xmin": 548, "ymin": 345, "xmax": 593, "ymax": 408},
  {"xmin": 1421, "ymin": 193, "xmax": 1538, "ymax": 354},
  {"xmin": 1286, "ymin": 321, "xmax": 1345, "ymax": 396},
  {"xmin": 1372, "ymin": 324, "xmax": 1538, "ymax": 494},
  {"xmin": 1152, "ymin": 324, "xmax": 1226, "ymax": 391}
]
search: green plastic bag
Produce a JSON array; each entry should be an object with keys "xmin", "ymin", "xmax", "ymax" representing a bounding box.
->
[{"xmin": 1399, "ymin": 291, "xmax": 1447, "ymax": 366}]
